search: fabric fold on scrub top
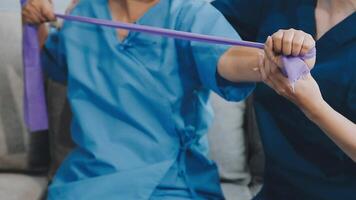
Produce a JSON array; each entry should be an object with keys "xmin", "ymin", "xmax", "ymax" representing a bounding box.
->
[{"xmin": 43, "ymin": 0, "xmax": 254, "ymax": 199}]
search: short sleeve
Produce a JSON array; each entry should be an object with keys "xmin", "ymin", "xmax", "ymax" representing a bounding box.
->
[
  {"xmin": 212, "ymin": 0, "xmax": 264, "ymax": 41},
  {"xmin": 41, "ymin": 27, "xmax": 68, "ymax": 83},
  {"xmin": 183, "ymin": 2, "xmax": 254, "ymax": 102}
]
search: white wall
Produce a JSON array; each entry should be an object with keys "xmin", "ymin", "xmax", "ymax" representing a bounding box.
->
[{"xmin": 0, "ymin": 0, "xmax": 71, "ymax": 13}]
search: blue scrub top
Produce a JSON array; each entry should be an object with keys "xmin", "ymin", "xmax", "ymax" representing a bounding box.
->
[
  {"xmin": 213, "ymin": 0, "xmax": 356, "ymax": 199},
  {"xmin": 42, "ymin": 0, "xmax": 254, "ymax": 199}
]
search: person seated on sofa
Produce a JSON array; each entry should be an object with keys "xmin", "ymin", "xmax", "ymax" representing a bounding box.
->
[{"xmin": 22, "ymin": 0, "xmax": 316, "ymax": 199}]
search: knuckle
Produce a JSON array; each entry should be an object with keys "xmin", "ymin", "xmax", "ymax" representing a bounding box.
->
[
  {"xmin": 297, "ymin": 30, "xmax": 305, "ymax": 35},
  {"xmin": 306, "ymin": 33, "xmax": 314, "ymax": 39},
  {"xmin": 291, "ymin": 51, "xmax": 299, "ymax": 56},
  {"xmin": 272, "ymin": 33, "xmax": 283, "ymax": 41},
  {"xmin": 304, "ymin": 42, "xmax": 314, "ymax": 49},
  {"xmin": 293, "ymin": 42, "xmax": 302, "ymax": 48},
  {"xmin": 284, "ymin": 39, "xmax": 292, "ymax": 46}
]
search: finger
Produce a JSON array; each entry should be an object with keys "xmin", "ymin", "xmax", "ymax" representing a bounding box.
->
[
  {"xmin": 43, "ymin": 10, "xmax": 56, "ymax": 22},
  {"xmin": 260, "ymin": 58, "xmax": 267, "ymax": 81},
  {"xmin": 264, "ymin": 36, "xmax": 274, "ymax": 59},
  {"xmin": 267, "ymin": 76, "xmax": 285, "ymax": 95},
  {"xmin": 264, "ymin": 36, "xmax": 274, "ymax": 74},
  {"xmin": 270, "ymin": 60, "xmax": 280, "ymax": 73},
  {"xmin": 262, "ymin": 37, "xmax": 272, "ymax": 80},
  {"xmin": 281, "ymin": 29, "xmax": 295, "ymax": 56},
  {"xmin": 28, "ymin": 3, "xmax": 43, "ymax": 24},
  {"xmin": 291, "ymin": 30, "xmax": 305, "ymax": 56},
  {"xmin": 265, "ymin": 36, "xmax": 283, "ymax": 68},
  {"xmin": 42, "ymin": 3, "xmax": 56, "ymax": 21},
  {"xmin": 271, "ymin": 30, "xmax": 284, "ymax": 54},
  {"xmin": 300, "ymin": 34, "xmax": 315, "ymax": 55},
  {"xmin": 272, "ymin": 71, "xmax": 294, "ymax": 93},
  {"xmin": 264, "ymin": 79, "xmax": 275, "ymax": 91},
  {"xmin": 22, "ymin": 9, "xmax": 31, "ymax": 24},
  {"xmin": 264, "ymin": 55, "xmax": 272, "ymax": 78},
  {"xmin": 24, "ymin": 10, "xmax": 41, "ymax": 24}
]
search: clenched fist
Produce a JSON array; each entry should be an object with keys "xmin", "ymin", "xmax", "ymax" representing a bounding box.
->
[{"xmin": 22, "ymin": 0, "xmax": 56, "ymax": 24}]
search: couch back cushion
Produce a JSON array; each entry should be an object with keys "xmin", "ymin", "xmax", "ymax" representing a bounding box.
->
[
  {"xmin": 0, "ymin": 3, "xmax": 49, "ymax": 173},
  {"xmin": 208, "ymin": 93, "xmax": 251, "ymax": 184}
]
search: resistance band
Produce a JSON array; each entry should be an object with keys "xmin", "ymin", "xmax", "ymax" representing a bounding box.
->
[
  {"xmin": 22, "ymin": 0, "xmax": 49, "ymax": 132},
  {"xmin": 22, "ymin": 12, "xmax": 316, "ymax": 132}
]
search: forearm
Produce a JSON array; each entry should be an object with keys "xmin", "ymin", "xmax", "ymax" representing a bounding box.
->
[
  {"xmin": 307, "ymin": 101, "xmax": 356, "ymax": 162},
  {"xmin": 217, "ymin": 46, "xmax": 264, "ymax": 82}
]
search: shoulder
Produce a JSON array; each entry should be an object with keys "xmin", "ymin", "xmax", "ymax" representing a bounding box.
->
[
  {"xmin": 171, "ymin": 0, "xmax": 227, "ymax": 27},
  {"xmin": 171, "ymin": 0, "xmax": 209, "ymax": 10},
  {"xmin": 172, "ymin": 0, "xmax": 223, "ymax": 15},
  {"xmin": 68, "ymin": 0, "xmax": 98, "ymax": 15},
  {"xmin": 211, "ymin": 0, "xmax": 305, "ymax": 11}
]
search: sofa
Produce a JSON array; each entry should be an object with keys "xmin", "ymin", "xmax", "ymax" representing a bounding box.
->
[{"xmin": 0, "ymin": 3, "xmax": 264, "ymax": 200}]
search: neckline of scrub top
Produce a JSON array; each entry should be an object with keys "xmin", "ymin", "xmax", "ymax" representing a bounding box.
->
[
  {"xmin": 298, "ymin": 0, "xmax": 356, "ymax": 51},
  {"xmin": 99, "ymin": 0, "xmax": 169, "ymax": 46},
  {"xmin": 316, "ymin": 12, "xmax": 356, "ymax": 50}
]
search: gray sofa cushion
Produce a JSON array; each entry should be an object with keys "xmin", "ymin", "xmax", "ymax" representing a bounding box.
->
[
  {"xmin": 246, "ymin": 97, "xmax": 264, "ymax": 196},
  {"xmin": 208, "ymin": 93, "xmax": 251, "ymax": 185},
  {"xmin": 0, "ymin": 3, "xmax": 49, "ymax": 173},
  {"xmin": 0, "ymin": 173, "xmax": 47, "ymax": 200},
  {"xmin": 221, "ymin": 183, "xmax": 252, "ymax": 200}
]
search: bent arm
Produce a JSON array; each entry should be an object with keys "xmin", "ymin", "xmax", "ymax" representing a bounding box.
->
[{"xmin": 265, "ymin": 70, "xmax": 356, "ymax": 162}]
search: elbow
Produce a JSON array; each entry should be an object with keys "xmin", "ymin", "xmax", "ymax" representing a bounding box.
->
[
  {"xmin": 351, "ymin": 156, "xmax": 356, "ymax": 163},
  {"xmin": 349, "ymin": 146, "xmax": 356, "ymax": 163},
  {"xmin": 351, "ymin": 153, "xmax": 356, "ymax": 163},
  {"xmin": 351, "ymin": 143, "xmax": 356, "ymax": 163}
]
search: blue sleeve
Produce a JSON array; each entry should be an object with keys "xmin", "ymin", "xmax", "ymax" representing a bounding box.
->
[
  {"xmin": 185, "ymin": 2, "xmax": 255, "ymax": 102},
  {"xmin": 212, "ymin": 0, "xmax": 265, "ymax": 41},
  {"xmin": 41, "ymin": 27, "xmax": 68, "ymax": 83}
]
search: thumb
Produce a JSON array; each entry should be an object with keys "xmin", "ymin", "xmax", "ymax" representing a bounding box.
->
[
  {"xmin": 264, "ymin": 36, "xmax": 283, "ymax": 68},
  {"xmin": 41, "ymin": 0, "xmax": 56, "ymax": 21}
]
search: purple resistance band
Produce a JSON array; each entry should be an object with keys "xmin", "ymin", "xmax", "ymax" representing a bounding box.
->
[
  {"xmin": 22, "ymin": 11, "xmax": 315, "ymax": 132},
  {"xmin": 21, "ymin": 0, "xmax": 49, "ymax": 132},
  {"xmin": 54, "ymin": 13, "xmax": 315, "ymax": 83}
]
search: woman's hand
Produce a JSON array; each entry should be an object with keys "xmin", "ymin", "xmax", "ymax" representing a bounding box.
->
[
  {"xmin": 262, "ymin": 28, "xmax": 322, "ymax": 116},
  {"xmin": 264, "ymin": 70, "xmax": 325, "ymax": 118},
  {"xmin": 259, "ymin": 29, "xmax": 316, "ymax": 81},
  {"xmin": 22, "ymin": 0, "xmax": 56, "ymax": 24},
  {"xmin": 270, "ymin": 28, "xmax": 316, "ymax": 69}
]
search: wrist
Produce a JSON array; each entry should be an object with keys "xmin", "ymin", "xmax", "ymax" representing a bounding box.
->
[
  {"xmin": 302, "ymin": 99, "xmax": 330, "ymax": 121},
  {"xmin": 256, "ymin": 51, "xmax": 265, "ymax": 81}
]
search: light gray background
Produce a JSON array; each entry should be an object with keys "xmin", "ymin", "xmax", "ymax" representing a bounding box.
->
[{"xmin": 0, "ymin": 0, "xmax": 71, "ymax": 13}]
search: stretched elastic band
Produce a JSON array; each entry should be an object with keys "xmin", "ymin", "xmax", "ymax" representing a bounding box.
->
[{"xmin": 22, "ymin": 12, "xmax": 316, "ymax": 132}]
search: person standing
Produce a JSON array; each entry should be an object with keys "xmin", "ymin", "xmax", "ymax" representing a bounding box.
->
[{"xmin": 213, "ymin": 0, "xmax": 356, "ymax": 199}]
